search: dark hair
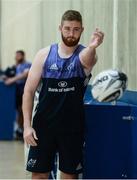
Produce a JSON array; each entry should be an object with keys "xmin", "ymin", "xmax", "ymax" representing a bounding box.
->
[
  {"xmin": 61, "ymin": 10, "xmax": 82, "ymax": 25},
  {"xmin": 16, "ymin": 50, "xmax": 25, "ymax": 56}
]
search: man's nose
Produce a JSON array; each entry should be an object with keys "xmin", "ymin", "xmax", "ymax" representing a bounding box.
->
[{"xmin": 69, "ymin": 30, "xmax": 74, "ymax": 36}]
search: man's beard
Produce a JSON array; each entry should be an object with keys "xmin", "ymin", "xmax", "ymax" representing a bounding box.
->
[
  {"xmin": 16, "ymin": 58, "xmax": 24, "ymax": 64},
  {"xmin": 61, "ymin": 33, "xmax": 80, "ymax": 47}
]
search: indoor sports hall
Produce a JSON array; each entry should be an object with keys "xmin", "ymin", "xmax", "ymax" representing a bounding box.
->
[{"xmin": 0, "ymin": 0, "xmax": 137, "ymax": 179}]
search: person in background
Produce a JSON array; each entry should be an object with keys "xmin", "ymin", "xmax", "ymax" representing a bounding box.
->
[
  {"xmin": 5, "ymin": 50, "xmax": 31, "ymax": 139},
  {"xmin": 0, "ymin": 68, "xmax": 4, "ymax": 79}
]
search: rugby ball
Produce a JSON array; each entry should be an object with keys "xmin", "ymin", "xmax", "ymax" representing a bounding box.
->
[{"xmin": 91, "ymin": 69, "xmax": 128, "ymax": 102}]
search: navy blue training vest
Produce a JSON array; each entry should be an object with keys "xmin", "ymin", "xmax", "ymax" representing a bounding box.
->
[{"xmin": 33, "ymin": 44, "xmax": 91, "ymax": 133}]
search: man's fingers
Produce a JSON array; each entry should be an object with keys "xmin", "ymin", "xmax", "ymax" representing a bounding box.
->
[
  {"xmin": 30, "ymin": 139, "xmax": 37, "ymax": 146},
  {"xmin": 33, "ymin": 130, "xmax": 38, "ymax": 140},
  {"xmin": 25, "ymin": 136, "xmax": 37, "ymax": 146},
  {"xmin": 95, "ymin": 28, "xmax": 104, "ymax": 35},
  {"xmin": 94, "ymin": 32, "xmax": 104, "ymax": 39},
  {"xmin": 98, "ymin": 32, "xmax": 104, "ymax": 37},
  {"xmin": 25, "ymin": 138, "xmax": 31, "ymax": 146},
  {"xmin": 29, "ymin": 136, "xmax": 37, "ymax": 146},
  {"xmin": 27, "ymin": 138, "xmax": 37, "ymax": 146}
]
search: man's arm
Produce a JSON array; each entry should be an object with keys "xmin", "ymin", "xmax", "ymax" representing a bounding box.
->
[
  {"xmin": 23, "ymin": 46, "xmax": 50, "ymax": 146},
  {"xmin": 79, "ymin": 28, "xmax": 104, "ymax": 74},
  {"xmin": 5, "ymin": 69, "xmax": 29, "ymax": 85}
]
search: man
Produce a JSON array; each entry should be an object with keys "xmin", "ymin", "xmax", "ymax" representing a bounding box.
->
[
  {"xmin": 5, "ymin": 50, "xmax": 31, "ymax": 139},
  {"xmin": 23, "ymin": 10, "xmax": 104, "ymax": 179}
]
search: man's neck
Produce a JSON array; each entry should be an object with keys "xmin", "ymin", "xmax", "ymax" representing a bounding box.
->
[
  {"xmin": 17, "ymin": 60, "xmax": 25, "ymax": 65},
  {"xmin": 58, "ymin": 42, "xmax": 78, "ymax": 58}
]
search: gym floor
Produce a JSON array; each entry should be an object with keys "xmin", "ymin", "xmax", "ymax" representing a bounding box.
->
[{"xmin": 0, "ymin": 141, "xmax": 29, "ymax": 179}]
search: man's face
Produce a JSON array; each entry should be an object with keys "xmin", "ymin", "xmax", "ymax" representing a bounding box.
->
[
  {"xmin": 60, "ymin": 20, "xmax": 84, "ymax": 47},
  {"xmin": 15, "ymin": 53, "xmax": 24, "ymax": 64}
]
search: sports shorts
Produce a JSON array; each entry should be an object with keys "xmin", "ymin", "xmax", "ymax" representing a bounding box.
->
[{"xmin": 26, "ymin": 130, "xmax": 84, "ymax": 174}]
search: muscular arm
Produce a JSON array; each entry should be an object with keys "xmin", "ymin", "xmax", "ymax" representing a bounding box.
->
[
  {"xmin": 13, "ymin": 69, "xmax": 29, "ymax": 81},
  {"xmin": 4, "ymin": 69, "xmax": 29, "ymax": 85},
  {"xmin": 23, "ymin": 46, "xmax": 50, "ymax": 146},
  {"xmin": 79, "ymin": 46, "xmax": 97, "ymax": 73},
  {"xmin": 23, "ymin": 47, "xmax": 50, "ymax": 128},
  {"xmin": 79, "ymin": 28, "xmax": 104, "ymax": 74}
]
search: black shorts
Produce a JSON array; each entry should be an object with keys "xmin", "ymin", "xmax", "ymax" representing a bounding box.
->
[{"xmin": 26, "ymin": 131, "xmax": 84, "ymax": 174}]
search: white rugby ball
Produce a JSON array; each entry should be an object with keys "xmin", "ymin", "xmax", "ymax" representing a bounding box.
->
[{"xmin": 91, "ymin": 69, "xmax": 128, "ymax": 102}]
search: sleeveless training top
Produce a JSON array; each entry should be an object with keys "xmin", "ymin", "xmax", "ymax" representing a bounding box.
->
[{"xmin": 33, "ymin": 43, "xmax": 91, "ymax": 133}]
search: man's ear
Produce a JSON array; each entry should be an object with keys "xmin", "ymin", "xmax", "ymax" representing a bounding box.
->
[{"xmin": 82, "ymin": 27, "xmax": 84, "ymax": 33}]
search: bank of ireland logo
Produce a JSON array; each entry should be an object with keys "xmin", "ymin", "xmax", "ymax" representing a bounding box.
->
[{"xmin": 58, "ymin": 81, "xmax": 67, "ymax": 88}]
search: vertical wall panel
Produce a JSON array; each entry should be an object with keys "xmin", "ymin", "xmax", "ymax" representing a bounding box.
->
[
  {"xmin": 0, "ymin": 0, "xmax": 2, "ymax": 68},
  {"xmin": 0, "ymin": 0, "xmax": 137, "ymax": 90},
  {"xmin": 117, "ymin": 0, "xmax": 137, "ymax": 89},
  {"xmin": 1, "ymin": 0, "xmax": 43, "ymax": 68},
  {"xmin": 82, "ymin": 0, "xmax": 114, "ymax": 79}
]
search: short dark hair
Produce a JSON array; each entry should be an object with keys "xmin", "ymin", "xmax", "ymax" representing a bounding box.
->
[
  {"xmin": 61, "ymin": 10, "xmax": 82, "ymax": 25},
  {"xmin": 16, "ymin": 50, "xmax": 25, "ymax": 56}
]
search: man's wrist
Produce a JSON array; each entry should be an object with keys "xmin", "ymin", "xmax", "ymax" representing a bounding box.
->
[
  {"xmin": 23, "ymin": 122, "xmax": 31, "ymax": 128},
  {"xmin": 13, "ymin": 75, "xmax": 20, "ymax": 82},
  {"xmin": 87, "ymin": 46, "xmax": 96, "ymax": 56},
  {"xmin": 88, "ymin": 45, "xmax": 96, "ymax": 50}
]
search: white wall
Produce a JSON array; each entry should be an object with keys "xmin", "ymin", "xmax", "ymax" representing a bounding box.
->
[{"xmin": 0, "ymin": 0, "xmax": 137, "ymax": 90}]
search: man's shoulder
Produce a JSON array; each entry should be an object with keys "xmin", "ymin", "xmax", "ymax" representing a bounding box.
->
[
  {"xmin": 37, "ymin": 46, "xmax": 51, "ymax": 57},
  {"xmin": 24, "ymin": 61, "xmax": 31, "ymax": 68},
  {"xmin": 79, "ymin": 44, "xmax": 85, "ymax": 48},
  {"xmin": 24, "ymin": 61, "xmax": 31, "ymax": 65},
  {"xmin": 31, "ymin": 45, "xmax": 52, "ymax": 66},
  {"xmin": 20, "ymin": 61, "xmax": 31, "ymax": 67}
]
